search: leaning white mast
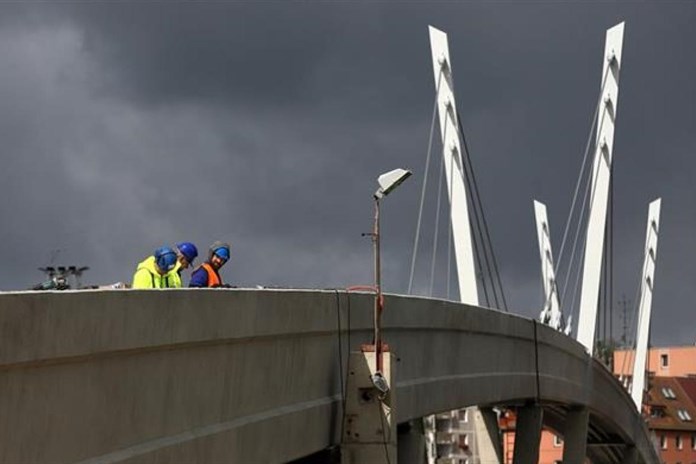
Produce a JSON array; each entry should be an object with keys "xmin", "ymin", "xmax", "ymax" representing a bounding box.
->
[
  {"xmin": 534, "ymin": 200, "xmax": 566, "ymax": 333},
  {"xmin": 428, "ymin": 26, "xmax": 504, "ymax": 464},
  {"xmin": 631, "ymin": 198, "xmax": 661, "ymax": 410},
  {"xmin": 576, "ymin": 22, "xmax": 625, "ymax": 354},
  {"xmin": 428, "ymin": 25, "xmax": 479, "ymax": 305}
]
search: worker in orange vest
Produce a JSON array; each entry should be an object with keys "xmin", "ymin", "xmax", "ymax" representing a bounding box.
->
[{"xmin": 189, "ymin": 241, "xmax": 230, "ymax": 288}]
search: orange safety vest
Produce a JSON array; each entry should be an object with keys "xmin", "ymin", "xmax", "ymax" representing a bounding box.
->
[{"xmin": 200, "ymin": 262, "xmax": 222, "ymax": 287}]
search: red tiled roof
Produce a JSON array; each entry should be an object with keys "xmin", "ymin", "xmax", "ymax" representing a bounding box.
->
[
  {"xmin": 646, "ymin": 377, "xmax": 696, "ymax": 431},
  {"xmin": 677, "ymin": 377, "xmax": 696, "ymax": 405}
]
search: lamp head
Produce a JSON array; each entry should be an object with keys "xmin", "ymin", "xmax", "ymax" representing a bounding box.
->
[
  {"xmin": 371, "ymin": 372, "xmax": 390, "ymax": 395},
  {"xmin": 374, "ymin": 168, "xmax": 412, "ymax": 199}
]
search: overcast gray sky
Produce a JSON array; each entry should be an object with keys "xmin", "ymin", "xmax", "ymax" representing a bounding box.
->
[{"xmin": 0, "ymin": 2, "xmax": 693, "ymax": 346}]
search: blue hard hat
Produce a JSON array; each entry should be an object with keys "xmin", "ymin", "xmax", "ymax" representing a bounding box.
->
[
  {"xmin": 209, "ymin": 241, "xmax": 231, "ymax": 261},
  {"xmin": 154, "ymin": 246, "xmax": 177, "ymax": 272},
  {"xmin": 176, "ymin": 242, "xmax": 198, "ymax": 264},
  {"xmin": 214, "ymin": 247, "xmax": 230, "ymax": 261}
]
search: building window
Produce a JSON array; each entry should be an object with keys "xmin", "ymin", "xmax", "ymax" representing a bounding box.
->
[
  {"xmin": 677, "ymin": 435, "xmax": 683, "ymax": 450},
  {"xmin": 661, "ymin": 353, "xmax": 669, "ymax": 368},
  {"xmin": 461, "ymin": 409, "xmax": 468, "ymax": 423},
  {"xmin": 651, "ymin": 406, "xmax": 666, "ymax": 418},
  {"xmin": 692, "ymin": 433, "xmax": 696, "ymax": 450},
  {"xmin": 661, "ymin": 435, "xmax": 668, "ymax": 449},
  {"xmin": 677, "ymin": 409, "xmax": 693, "ymax": 421},
  {"xmin": 553, "ymin": 434, "xmax": 563, "ymax": 447},
  {"xmin": 662, "ymin": 387, "xmax": 677, "ymax": 399}
]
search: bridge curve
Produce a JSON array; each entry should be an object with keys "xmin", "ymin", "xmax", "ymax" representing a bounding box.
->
[{"xmin": 0, "ymin": 289, "xmax": 658, "ymax": 463}]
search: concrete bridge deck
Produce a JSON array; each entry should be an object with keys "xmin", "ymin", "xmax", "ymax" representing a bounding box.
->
[{"xmin": 0, "ymin": 289, "xmax": 659, "ymax": 463}]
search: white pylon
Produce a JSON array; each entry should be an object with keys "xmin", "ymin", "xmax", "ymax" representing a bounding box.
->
[
  {"xmin": 631, "ymin": 198, "xmax": 661, "ymax": 410},
  {"xmin": 576, "ymin": 22, "xmax": 625, "ymax": 354},
  {"xmin": 426, "ymin": 26, "xmax": 495, "ymax": 464},
  {"xmin": 534, "ymin": 200, "xmax": 566, "ymax": 333},
  {"xmin": 428, "ymin": 25, "xmax": 479, "ymax": 306}
]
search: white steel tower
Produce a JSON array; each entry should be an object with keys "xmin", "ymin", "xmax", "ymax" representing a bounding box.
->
[
  {"xmin": 428, "ymin": 25, "xmax": 479, "ymax": 305},
  {"xmin": 534, "ymin": 200, "xmax": 565, "ymax": 332},
  {"xmin": 576, "ymin": 22, "xmax": 625, "ymax": 354},
  {"xmin": 428, "ymin": 26, "xmax": 501, "ymax": 464},
  {"xmin": 631, "ymin": 198, "xmax": 661, "ymax": 409}
]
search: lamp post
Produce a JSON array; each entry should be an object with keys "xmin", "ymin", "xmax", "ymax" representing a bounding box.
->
[
  {"xmin": 340, "ymin": 168, "xmax": 411, "ymax": 461},
  {"xmin": 370, "ymin": 168, "xmax": 412, "ymax": 378}
]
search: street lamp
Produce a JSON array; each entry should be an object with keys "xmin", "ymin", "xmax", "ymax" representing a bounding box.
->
[{"xmin": 369, "ymin": 168, "xmax": 411, "ymax": 388}]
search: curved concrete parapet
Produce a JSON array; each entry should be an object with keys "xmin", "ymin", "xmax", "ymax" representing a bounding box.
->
[{"xmin": 0, "ymin": 289, "xmax": 659, "ymax": 463}]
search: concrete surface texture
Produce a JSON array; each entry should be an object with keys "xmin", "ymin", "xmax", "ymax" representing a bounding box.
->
[{"xmin": 0, "ymin": 289, "xmax": 659, "ymax": 463}]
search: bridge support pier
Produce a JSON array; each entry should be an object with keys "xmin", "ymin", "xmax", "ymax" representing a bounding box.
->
[
  {"xmin": 341, "ymin": 351, "xmax": 397, "ymax": 464},
  {"xmin": 474, "ymin": 407, "xmax": 503, "ymax": 463},
  {"xmin": 621, "ymin": 446, "xmax": 637, "ymax": 464},
  {"xmin": 562, "ymin": 406, "xmax": 589, "ymax": 464},
  {"xmin": 512, "ymin": 404, "xmax": 543, "ymax": 464},
  {"xmin": 398, "ymin": 420, "xmax": 426, "ymax": 464}
]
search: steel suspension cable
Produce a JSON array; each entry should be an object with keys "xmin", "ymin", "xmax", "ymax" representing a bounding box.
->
[
  {"xmin": 598, "ymin": 194, "xmax": 609, "ymax": 349},
  {"xmin": 447, "ymin": 117, "xmax": 490, "ymax": 306},
  {"xmin": 532, "ymin": 65, "xmax": 612, "ymax": 327},
  {"xmin": 408, "ymin": 68, "xmax": 444, "ymax": 294},
  {"xmin": 446, "ymin": 137, "xmax": 455, "ymax": 300},
  {"xmin": 563, "ymin": 127, "xmax": 610, "ymax": 333},
  {"xmin": 605, "ymin": 172, "xmax": 615, "ymax": 347},
  {"xmin": 466, "ymin": 165, "xmax": 491, "ymax": 307},
  {"xmin": 559, "ymin": 92, "xmax": 611, "ymax": 311},
  {"xmin": 554, "ymin": 65, "xmax": 612, "ymax": 281},
  {"xmin": 429, "ymin": 136, "xmax": 447, "ymax": 297},
  {"xmin": 609, "ymin": 161, "xmax": 615, "ymax": 342},
  {"xmin": 559, "ymin": 149, "xmax": 593, "ymax": 310},
  {"xmin": 566, "ymin": 205, "xmax": 591, "ymax": 331},
  {"xmin": 600, "ymin": 160, "xmax": 616, "ymax": 350},
  {"xmin": 599, "ymin": 209, "xmax": 610, "ymax": 350},
  {"xmin": 462, "ymin": 149, "xmax": 500, "ymax": 309},
  {"xmin": 618, "ymin": 223, "xmax": 656, "ymax": 379},
  {"xmin": 457, "ymin": 113, "xmax": 508, "ymax": 311}
]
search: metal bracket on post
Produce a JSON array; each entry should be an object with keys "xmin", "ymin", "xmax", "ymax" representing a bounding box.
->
[
  {"xmin": 341, "ymin": 351, "xmax": 396, "ymax": 464},
  {"xmin": 576, "ymin": 22, "xmax": 625, "ymax": 354},
  {"xmin": 631, "ymin": 198, "xmax": 661, "ymax": 410}
]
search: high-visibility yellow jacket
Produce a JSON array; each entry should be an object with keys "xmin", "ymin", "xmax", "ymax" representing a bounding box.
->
[
  {"xmin": 169, "ymin": 261, "xmax": 184, "ymax": 288},
  {"xmin": 132, "ymin": 256, "xmax": 176, "ymax": 289}
]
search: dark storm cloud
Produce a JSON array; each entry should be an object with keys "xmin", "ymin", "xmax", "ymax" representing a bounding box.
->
[{"xmin": 0, "ymin": 3, "xmax": 694, "ymax": 346}]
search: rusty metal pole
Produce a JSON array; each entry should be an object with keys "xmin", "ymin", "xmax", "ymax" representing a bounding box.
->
[{"xmin": 373, "ymin": 197, "xmax": 383, "ymax": 373}]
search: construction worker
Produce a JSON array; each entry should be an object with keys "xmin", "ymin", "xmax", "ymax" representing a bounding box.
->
[
  {"xmin": 189, "ymin": 241, "xmax": 230, "ymax": 288},
  {"xmin": 170, "ymin": 242, "xmax": 199, "ymax": 288},
  {"xmin": 132, "ymin": 246, "xmax": 178, "ymax": 289}
]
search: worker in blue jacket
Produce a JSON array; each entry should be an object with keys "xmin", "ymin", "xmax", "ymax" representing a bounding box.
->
[{"xmin": 189, "ymin": 241, "xmax": 230, "ymax": 288}]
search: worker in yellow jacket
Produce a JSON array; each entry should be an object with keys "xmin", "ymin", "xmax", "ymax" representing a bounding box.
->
[
  {"xmin": 132, "ymin": 247, "xmax": 179, "ymax": 289},
  {"xmin": 169, "ymin": 242, "xmax": 198, "ymax": 288}
]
